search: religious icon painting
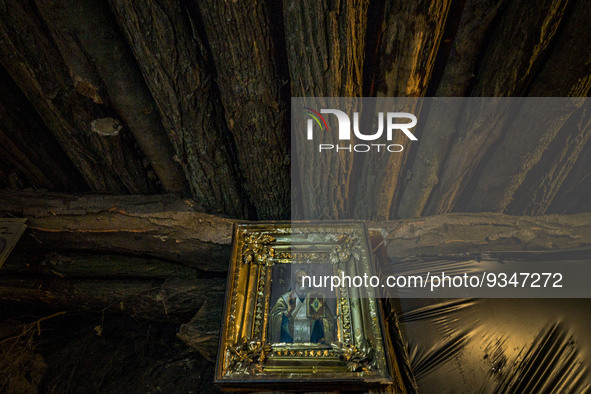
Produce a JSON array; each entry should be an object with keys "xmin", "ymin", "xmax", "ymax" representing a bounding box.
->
[{"xmin": 215, "ymin": 222, "xmax": 403, "ymax": 391}]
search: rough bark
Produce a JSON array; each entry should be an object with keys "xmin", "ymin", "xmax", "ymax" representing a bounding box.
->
[
  {"xmin": 283, "ymin": 0, "xmax": 367, "ymax": 97},
  {"xmin": 177, "ymin": 299, "xmax": 223, "ymax": 362},
  {"xmin": 547, "ymin": 137, "xmax": 591, "ymax": 214},
  {"xmin": 434, "ymin": 0, "xmax": 505, "ymax": 97},
  {"xmin": 526, "ymin": 0, "xmax": 591, "ymax": 97},
  {"xmin": 107, "ymin": 0, "xmax": 247, "ymax": 217},
  {"xmin": 422, "ymin": 99, "xmax": 518, "ymax": 214},
  {"xmin": 0, "ymin": 191, "xmax": 234, "ymax": 271},
  {"xmin": 369, "ymin": 212, "xmax": 591, "ymax": 259},
  {"xmin": 470, "ymin": 0, "xmax": 570, "ymax": 96},
  {"xmin": 4, "ymin": 191, "xmax": 591, "ymax": 269},
  {"xmin": 195, "ymin": 0, "xmax": 290, "ymax": 220},
  {"xmin": 463, "ymin": 0, "xmax": 591, "ymax": 214},
  {"xmin": 396, "ymin": 0, "xmax": 504, "ymax": 218},
  {"xmin": 284, "ymin": 0, "xmax": 369, "ymax": 219},
  {"xmin": 374, "ymin": 0, "xmax": 451, "ymax": 98},
  {"xmin": 0, "ymin": 275, "xmax": 225, "ymax": 324},
  {"xmin": 354, "ymin": 0, "xmax": 451, "ymax": 220},
  {"xmin": 0, "ymin": 0, "xmax": 153, "ymax": 194},
  {"xmin": 1, "ymin": 250, "xmax": 225, "ymax": 357},
  {"xmin": 466, "ymin": 98, "xmax": 586, "ymax": 213},
  {"xmin": 508, "ymin": 106, "xmax": 591, "ymax": 215},
  {"xmin": 34, "ymin": 0, "xmax": 187, "ymax": 195},
  {"xmin": 538, "ymin": 1, "xmax": 591, "ymax": 216},
  {"xmin": 0, "ymin": 68, "xmax": 85, "ymax": 192},
  {"xmin": 423, "ymin": 0, "xmax": 571, "ymax": 215}
]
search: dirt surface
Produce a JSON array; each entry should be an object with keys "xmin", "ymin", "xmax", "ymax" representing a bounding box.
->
[{"xmin": 0, "ymin": 304, "xmax": 220, "ymax": 393}]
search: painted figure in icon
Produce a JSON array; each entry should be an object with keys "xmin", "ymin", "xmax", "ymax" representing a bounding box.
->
[{"xmin": 269, "ymin": 268, "xmax": 335, "ymax": 343}]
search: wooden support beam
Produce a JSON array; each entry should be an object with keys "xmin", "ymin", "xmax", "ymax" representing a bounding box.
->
[
  {"xmin": 0, "ymin": 191, "xmax": 234, "ymax": 271},
  {"xmin": 466, "ymin": 99, "xmax": 587, "ymax": 213},
  {"xmin": 465, "ymin": 0, "xmax": 591, "ymax": 214},
  {"xmin": 1, "ymin": 250, "xmax": 226, "ymax": 357},
  {"xmin": 195, "ymin": 0, "xmax": 290, "ymax": 219},
  {"xmin": 502, "ymin": 0, "xmax": 591, "ymax": 215},
  {"xmin": 0, "ymin": 0, "xmax": 153, "ymax": 194},
  {"xmin": 423, "ymin": 0, "xmax": 571, "ymax": 215},
  {"xmin": 0, "ymin": 275, "xmax": 225, "ymax": 324},
  {"xmin": 507, "ymin": 106, "xmax": 591, "ymax": 215},
  {"xmin": 3, "ymin": 191, "xmax": 591, "ymax": 268},
  {"xmin": 354, "ymin": 0, "xmax": 451, "ymax": 220},
  {"xmin": 370, "ymin": 212, "xmax": 591, "ymax": 259},
  {"xmin": 107, "ymin": 0, "xmax": 247, "ymax": 217},
  {"xmin": 0, "ymin": 68, "xmax": 85, "ymax": 192},
  {"xmin": 470, "ymin": 0, "xmax": 570, "ymax": 96},
  {"xmin": 34, "ymin": 0, "xmax": 188, "ymax": 195},
  {"xmin": 283, "ymin": 0, "xmax": 369, "ymax": 219},
  {"xmin": 396, "ymin": 0, "xmax": 504, "ymax": 218}
]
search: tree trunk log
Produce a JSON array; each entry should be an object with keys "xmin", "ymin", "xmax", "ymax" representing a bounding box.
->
[
  {"xmin": 370, "ymin": 212, "xmax": 591, "ymax": 259},
  {"xmin": 374, "ymin": 0, "xmax": 451, "ymax": 98},
  {"xmin": 466, "ymin": 99, "xmax": 587, "ymax": 213},
  {"xmin": 284, "ymin": 0, "xmax": 369, "ymax": 219},
  {"xmin": 464, "ymin": 0, "xmax": 591, "ymax": 214},
  {"xmin": 526, "ymin": 0, "xmax": 591, "ymax": 97},
  {"xmin": 3, "ymin": 191, "xmax": 591, "ymax": 267},
  {"xmin": 0, "ymin": 191, "xmax": 234, "ymax": 271},
  {"xmin": 34, "ymin": 0, "xmax": 188, "ymax": 195},
  {"xmin": 0, "ymin": 67, "xmax": 85, "ymax": 192},
  {"xmin": 470, "ymin": 0, "xmax": 570, "ymax": 96},
  {"xmin": 354, "ymin": 0, "xmax": 451, "ymax": 220},
  {"xmin": 1, "ymin": 250, "xmax": 226, "ymax": 357},
  {"xmin": 509, "ymin": 104, "xmax": 591, "ymax": 216},
  {"xmin": 547, "ymin": 137, "xmax": 591, "ymax": 214},
  {"xmin": 395, "ymin": 0, "xmax": 504, "ymax": 218},
  {"xmin": 0, "ymin": 275, "xmax": 225, "ymax": 324},
  {"xmin": 107, "ymin": 0, "xmax": 247, "ymax": 217},
  {"xmin": 0, "ymin": 0, "xmax": 153, "ymax": 194},
  {"xmin": 422, "ymin": 0, "xmax": 571, "ymax": 215},
  {"xmin": 434, "ymin": 0, "xmax": 504, "ymax": 97},
  {"xmin": 499, "ymin": 0, "xmax": 591, "ymax": 215},
  {"xmin": 195, "ymin": 0, "xmax": 290, "ymax": 220}
]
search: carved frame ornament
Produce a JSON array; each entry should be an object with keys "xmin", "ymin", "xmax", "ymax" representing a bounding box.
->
[{"xmin": 215, "ymin": 223, "xmax": 399, "ymax": 390}]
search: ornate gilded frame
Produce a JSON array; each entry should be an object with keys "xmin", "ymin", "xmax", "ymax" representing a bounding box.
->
[{"xmin": 215, "ymin": 222, "xmax": 399, "ymax": 391}]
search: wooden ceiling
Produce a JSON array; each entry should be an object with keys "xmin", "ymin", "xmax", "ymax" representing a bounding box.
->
[{"xmin": 0, "ymin": 0, "xmax": 589, "ymax": 220}]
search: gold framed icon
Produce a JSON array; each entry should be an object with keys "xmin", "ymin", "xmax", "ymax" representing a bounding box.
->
[{"xmin": 215, "ymin": 222, "xmax": 401, "ymax": 391}]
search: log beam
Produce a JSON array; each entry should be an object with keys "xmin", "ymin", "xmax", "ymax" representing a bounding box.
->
[
  {"xmin": 284, "ymin": 0, "xmax": 369, "ymax": 219},
  {"xmin": 0, "ymin": 191, "xmax": 234, "ymax": 271},
  {"xmin": 470, "ymin": 0, "xmax": 570, "ymax": 97},
  {"xmin": 0, "ymin": 275, "xmax": 225, "ymax": 324},
  {"xmin": 34, "ymin": 0, "xmax": 188, "ymax": 195},
  {"xmin": 370, "ymin": 212, "xmax": 591, "ymax": 259},
  {"xmin": 107, "ymin": 0, "xmax": 247, "ymax": 217},
  {"xmin": 395, "ymin": 0, "xmax": 504, "ymax": 218},
  {"xmin": 423, "ymin": 0, "xmax": 571, "ymax": 215},
  {"xmin": 354, "ymin": 0, "xmax": 451, "ymax": 220},
  {"xmin": 195, "ymin": 0, "xmax": 290, "ymax": 219},
  {"xmin": 3, "ymin": 191, "xmax": 591, "ymax": 268},
  {"xmin": 0, "ymin": 0, "xmax": 153, "ymax": 194}
]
